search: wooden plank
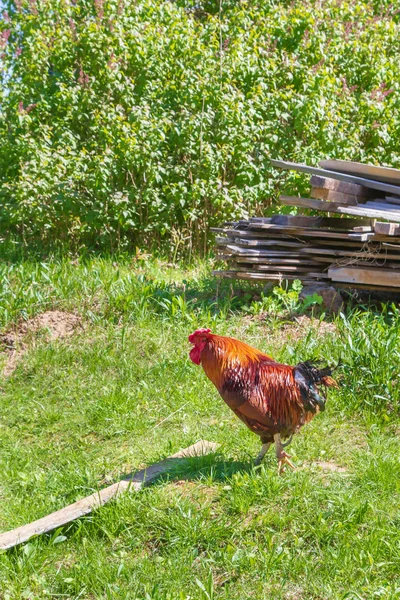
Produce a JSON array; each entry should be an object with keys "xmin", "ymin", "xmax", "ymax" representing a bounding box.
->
[
  {"xmin": 311, "ymin": 187, "xmax": 359, "ymax": 204},
  {"xmin": 249, "ymin": 222, "xmax": 370, "ymax": 241},
  {"xmin": 301, "ymin": 247, "xmax": 400, "ymax": 261},
  {"xmin": 279, "ymin": 196, "xmax": 400, "ymax": 222},
  {"xmin": 269, "ymin": 214, "xmax": 372, "ymax": 230},
  {"xmin": 374, "ymin": 222, "xmax": 400, "ymax": 236},
  {"xmin": 363, "ymin": 201, "xmax": 400, "ymax": 212},
  {"xmin": 353, "ymin": 226, "xmax": 373, "ymax": 232},
  {"xmin": 271, "ymin": 159, "xmax": 400, "ymax": 196},
  {"xmin": 385, "ymin": 196, "xmax": 400, "ymax": 205},
  {"xmin": 213, "ymin": 270, "xmax": 330, "ymax": 281},
  {"xmin": 234, "ymin": 257, "xmax": 320, "ymax": 265},
  {"xmin": 257, "ymin": 264, "xmax": 325, "ymax": 273},
  {"xmin": 280, "ymin": 195, "xmax": 353, "ymax": 213},
  {"xmin": 232, "ymin": 238, "xmax": 306, "ymax": 248},
  {"xmin": 0, "ymin": 441, "xmax": 218, "ymax": 551},
  {"xmin": 310, "ymin": 175, "xmax": 369, "ymax": 196},
  {"xmin": 328, "ymin": 266, "xmax": 400, "ymax": 288}
]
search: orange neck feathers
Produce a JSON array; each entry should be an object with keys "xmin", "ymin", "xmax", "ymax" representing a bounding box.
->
[{"xmin": 199, "ymin": 334, "xmax": 274, "ymax": 390}]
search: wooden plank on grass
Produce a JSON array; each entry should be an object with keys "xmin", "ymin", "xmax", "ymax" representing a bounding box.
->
[
  {"xmin": 0, "ymin": 441, "xmax": 218, "ymax": 551},
  {"xmin": 328, "ymin": 266, "xmax": 400, "ymax": 287}
]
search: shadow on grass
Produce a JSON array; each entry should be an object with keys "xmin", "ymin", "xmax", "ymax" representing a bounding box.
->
[{"xmin": 136, "ymin": 450, "xmax": 254, "ymax": 488}]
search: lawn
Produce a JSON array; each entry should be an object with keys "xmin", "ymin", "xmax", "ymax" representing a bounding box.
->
[{"xmin": 1, "ymin": 255, "xmax": 400, "ymax": 599}]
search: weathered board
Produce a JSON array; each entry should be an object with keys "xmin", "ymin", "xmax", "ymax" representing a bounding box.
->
[
  {"xmin": 271, "ymin": 159, "xmax": 400, "ymax": 196},
  {"xmin": 280, "ymin": 196, "xmax": 400, "ymax": 222},
  {"xmin": 0, "ymin": 441, "xmax": 218, "ymax": 551},
  {"xmin": 310, "ymin": 175, "xmax": 369, "ymax": 196},
  {"xmin": 328, "ymin": 266, "xmax": 400, "ymax": 287},
  {"xmin": 374, "ymin": 222, "xmax": 400, "ymax": 236},
  {"xmin": 311, "ymin": 187, "xmax": 359, "ymax": 204},
  {"xmin": 385, "ymin": 196, "xmax": 400, "ymax": 205}
]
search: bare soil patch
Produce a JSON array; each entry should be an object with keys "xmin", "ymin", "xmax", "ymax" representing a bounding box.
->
[
  {"xmin": 313, "ymin": 460, "xmax": 347, "ymax": 473},
  {"xmin": 1, "ymin": 310, "xmax": 82, "ymax": 377}
]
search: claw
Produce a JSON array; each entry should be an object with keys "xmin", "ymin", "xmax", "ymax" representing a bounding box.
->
[{"xmin": 277, "ymin": 451, "xmax": 296, "ymax": 475}]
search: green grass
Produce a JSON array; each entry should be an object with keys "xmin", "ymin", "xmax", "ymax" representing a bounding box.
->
[{"xmin": 1, "ymin": 256, "xmax": 400, "ymax": 599}]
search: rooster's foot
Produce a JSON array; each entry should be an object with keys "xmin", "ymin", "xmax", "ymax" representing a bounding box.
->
[{"xmin": 277, "ymin": 451, "xmax": 296, "ymax": 475}]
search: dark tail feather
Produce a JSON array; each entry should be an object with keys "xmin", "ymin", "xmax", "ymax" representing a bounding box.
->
[{"xmin": 294, "ymin": 360, "xmax": 340, "ymax": 414}]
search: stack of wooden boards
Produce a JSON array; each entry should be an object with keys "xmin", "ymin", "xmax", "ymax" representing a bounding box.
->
[{"xmin": 213, "ymin": 159, "xmax": 400, "ymax": 291}]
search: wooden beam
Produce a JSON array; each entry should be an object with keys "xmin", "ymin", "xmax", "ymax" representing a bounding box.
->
[
  {"xmin": 374, "ymin": 222, "xmax": 400, "ymax": 236},
  {"xmin": 328, "ymin": 267, "xmax": 400, "ymax": 287},
  {"xmin": 0, "ymin": 441, "xmax": 219, "ymax": 551},
  {"xmin": 311, "ymin": 187, "xmax": 359, "ymax": 205},
  {"xmin": 310, "ymin": 175, "xmax": 369, "ymax": 196},
  {"xmin": 271, "ymin": 159, "xmax": 400, "ymax": 196},
  {"xmin": 280, "ymin": 196, "xmax": 400, "ymax": 222}
]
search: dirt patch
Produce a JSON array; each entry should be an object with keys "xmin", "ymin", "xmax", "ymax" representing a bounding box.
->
[
  {"xmin": 1, "ymin": 310, "xmax": 82, "ymax": 377},
  {"xmin": 313, "ymin": 460, "xmax": 347, "ymax": 473},
  {"xmin": 256, "ymin": 314, "xmax": 338, "ymax": 347}
]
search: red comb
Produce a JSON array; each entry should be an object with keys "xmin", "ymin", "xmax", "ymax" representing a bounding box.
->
[{"xmin": 188, "ymin": 328, "xmax": 212, "ymax": 343}]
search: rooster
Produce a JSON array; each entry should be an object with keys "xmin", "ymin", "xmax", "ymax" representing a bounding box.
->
[{"xmin": 189, "ymin": 328, "xmax": 338, "ymax": 473}]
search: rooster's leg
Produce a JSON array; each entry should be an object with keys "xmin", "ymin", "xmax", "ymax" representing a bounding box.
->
[
  {"xmin": 254, "ymin": 442, "xmax": 271, "ymax": 465},
  {"xmin": 274, "ymin": 433, "xmax": 296, "ymax": 474}
]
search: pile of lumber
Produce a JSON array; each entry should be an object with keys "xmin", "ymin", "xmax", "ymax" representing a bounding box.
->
[{"xmin": 213, "ymin": 159, "xmax": 400, "ymax": 291}]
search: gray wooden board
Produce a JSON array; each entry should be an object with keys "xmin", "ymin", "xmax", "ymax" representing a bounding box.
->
[
  {"xmin": 249, "ymin": 214, "xmax": 373, "ymax": 227},
  {"xmin": 319, "ymin": 160, "xmax": 400, "ymax": 185},
  {"xmin": 233, "ymin": 257, "xmax": 321, "ymax": 265},
  {"xmin": 385, "ymin": 196, "xmax": 400, "ymax": 205},
  {"xmin": 271, "ymin": 159, "xmax": 400, "ymax": 195},
  {"xmin": 248, "ymin": 223, "xmax": 370, "ymax": 240},
  {"xmin": 229, "ymin": 263, "xmax": 322, "ymax": 273},
  {"xmin": 363, "ymin": 201, "xmax": 400, "ymax": 212},
  {"xmin": 232, "ymin": 258, "xmax": 320, "ymax": 265},
  {"xmin": 256, "ymin": 265, "xmax": 325, "ymax": 272},
  {"xmin": 269, "ymin": 214, "xmax": 372, "ymax": 230},
  {"xmin": 280, "ymin": 196, "xmax": 400, "ymax": 222},
  {"xmin": 374, "ymin": 223, "xmax": 400, "ymax": 236},
  {"xmin": 300, "ymin": 248, "xmax": 400, "ymax": 261},
  {"xmin": 213, "ymin": 270, "xmax": 330, "ymax": 281},
  {"xmin": 0, "ymin": 441, "xmax": 218, "ymax": 551},
  {"xmin": 232, "ymin": 238, "xmax": 307, "ymax": 248}
]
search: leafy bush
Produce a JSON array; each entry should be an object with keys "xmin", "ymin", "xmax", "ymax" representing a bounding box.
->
[{"xmin": 0, "ymin": 0, "xmax": 399, "ymax": 251}]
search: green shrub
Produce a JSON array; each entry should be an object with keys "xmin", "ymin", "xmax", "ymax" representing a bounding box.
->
[{"xmin": 0, "ymin": 0, "xmax": 399, "ymax": 251}]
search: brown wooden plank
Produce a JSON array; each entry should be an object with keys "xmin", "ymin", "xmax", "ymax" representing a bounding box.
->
[
  {"xmin": 0, "ymin": 441, "xmax": 218, "ymax": 551},
  {"xmin": 328, "ymin": 266, "xmax": 400, "ymax": 287},
  {"xmin": 310, "ymin": 175, "xmax": 369, "ymax": 196},
  {"xmin": 311, "ymin": 187, "xmax": 359, "ymax": 204}
]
